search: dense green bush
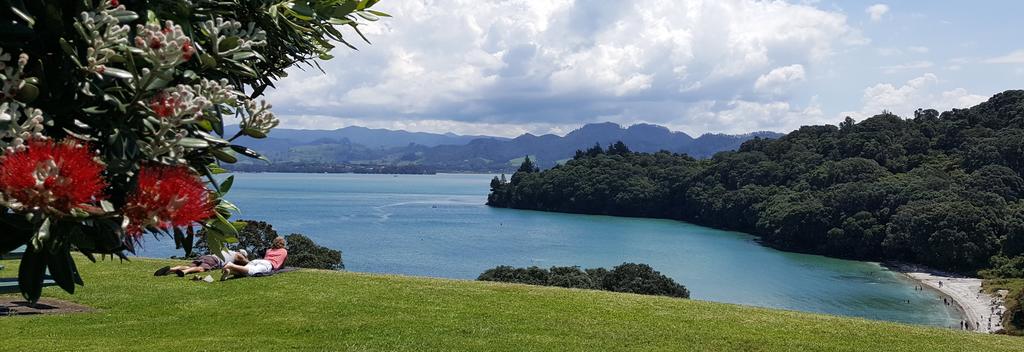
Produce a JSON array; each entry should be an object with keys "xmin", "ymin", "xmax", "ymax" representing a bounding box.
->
[
  {"xmin": 478, "ymin": 263, "xmax": 690, "ymax": 299},
  {"xmin": 489, "ymin": 91, "xmax": 1024, "ymax": 277},
  {"xmin": 284, "ymin": 233, "xmax": 343, "ymax": 270},
  {"xmin": 599, "ymin": 263, "xmax": 690, "ymax": 298},
  {"xmin": 477, "ymin": 265, "xmax": 552, "ymax": 286},
  {"xmin": 197, "ymin": 220, "xmax": 342, "ymax": 270},
  {"xmin": 196, "ymin": 220, "xmax": 278, "ymax": 257}
]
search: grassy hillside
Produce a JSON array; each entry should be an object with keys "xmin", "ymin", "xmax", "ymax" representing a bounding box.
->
[{"xmin": 0, "ymin": 257, "xmax": 1021, "ymax": 351}]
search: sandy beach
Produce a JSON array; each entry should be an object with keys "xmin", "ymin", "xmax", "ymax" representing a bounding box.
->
[{"xmin": 901, "ymin": 270, "xmax": 1006, "ymax": 333}]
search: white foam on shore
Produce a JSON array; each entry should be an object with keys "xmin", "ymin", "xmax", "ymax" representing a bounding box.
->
[{"xmin": 903, "ymin": 272, "xmax": 1005, "ymax": 333}]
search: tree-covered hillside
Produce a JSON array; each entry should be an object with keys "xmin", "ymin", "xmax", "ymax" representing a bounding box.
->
[{"xmin": 489, "ymin": 91, "xmax": 1024, "ymax": 276}]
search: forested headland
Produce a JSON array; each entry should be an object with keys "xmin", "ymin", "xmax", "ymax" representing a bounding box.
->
[{"xmin": 488, "ymin": 90, "xmax": 1024, "ymax": 278}]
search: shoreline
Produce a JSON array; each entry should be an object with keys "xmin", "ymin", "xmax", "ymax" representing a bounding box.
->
[{"xmin": 888, "ymin": 263, "xmax": 1005, "ymax": 333}]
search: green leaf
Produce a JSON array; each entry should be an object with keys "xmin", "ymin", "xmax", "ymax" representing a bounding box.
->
[
  {"xmin": 356, "ymin": 12, "xmax": 379, "ymax": 21},
  {"xmin": 101, "ymin": 67, "xmax": 134, "ymax": 80},
  {"xmin": 356, "ymin": 0, "xmax": 371, "ymax": 11},
  {"xmin": 18, "ymin": 246, "xmax": 46, "ymax": 303},
  {"xmin": 230, "ymin": 145, "xmax": 267, "ymax": 161},
  {"xmin": 223, "ymin": 58, "xmax": 259, "ymax": 78},
  {"xmin": 289, "ymin": 2, "xmax": 314, "ymax": 20},
  {"xmin": 218, "ymin": 36, "xmax": 240, "ymax": 52},
  {"xmin": 183, "ymin": 227, "xmax": 195, "ymax": 257},
  {"xmin": 69, "ymin": 208, "xmax": 90, "ymax": 218},
  {"xmin": 366, "ymin": 9, "xmax": 391, "ymax": 17},
  {"xmin": 31, "ymin": 218, "xmax": 51, "ymax": 252},
  {"xmin": 232, "ymin": 51, "xmax": 257, "ymax": 61},
  {"xmin": 10, "ymin": 6, "xmax": 35, "ymax": 27},
  {"xmin": 213, "ymin": 116, "xmax": 225, "ymax": 136},
  {"xmin": 350, "ymin": 23, "xmax": 371, "ymax": 44},
  {"xmin": 82, "ymin": 106, "xmax": 109, "ymax": 114},
  {"xmin": 100, "ymin": 200, "xmax": 115, "ymax": 213},
  {"xmin": 208, "ymin": 163, "xmax": 229, "ymax": 174},
  {"xmin": 45, "ymin": 242, "xmax": 79, "ymax": 294},
  {"xmin": 200, "ymin": 53, "xmax": 217, "ymax": 69},
  {"xmin": 214, "ymin": 213, "xmax": 238, "ymax": 236},
  {"xmin": 204, "ymin": 228, "xmax": 224, "ymax": 259},
  {"xmin": 16, "ymin": 82, "xmax": 39, "ymax": 102},
  {"xmin": 0, "ymin": 215, "xmax": 33, "ymax": 255},
  {"xmin": 212, "ymin": 148, "xmax": 238, "ymax": 163},
  {"xmin": 58, "ymin": 38, "xmax": 78, "ymax": 57},
  {"xmin": 146, "ymin": 10, "xmax": 159, "ymax": 26},
  {"xmin": 196, "ymin": 131, "xmax": 229, "ymax": 145},
  {"xmin": 328, "ymin": 18, "xmax": 354, "ymax": 25},
  {"xmin": 109, "ymin": 10, "xmax": 139, "ymax": 23},
  {"xmin": 217, "ymin": 199, "xmax": 240, "ymax": 215},
  {"xmin": 336, "ymin": 0, "xmax": 359, "ymax": 16},
  {"xmin": 173, "ymin": 227, "xmax": 185, "ymax": 250},
  {"xmin": 196, "ymin": 119, "xmax": 213, "ymax": 131},
  {"xmin": 177, "ymin": 137, "xmax": 210, "ymax": 148},
  {"xmin": 173, "ymin": 227, "xmax": 195, "ymax": 257},
  {"xmin": 204, "ymin": 214, "xmax": 239, "ymax": 258},
  {"xmin": 219, "ymin": 175, "xmax": 235, "ymax": 194}
]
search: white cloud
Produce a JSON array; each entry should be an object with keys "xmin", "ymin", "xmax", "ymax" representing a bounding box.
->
[
  {"xmin": 876, "ymin": 47, "xmax": 902, "ymax": 56},
  {"xmin": 754, "ymin": 64, "xmax": 806, "ymax": 95},
  {"xmin": 880, "ymin": 61, "xmax": 933, "ymax": 74},
  {"xmin": 907, "ymin": 46, "xmax": 929, "ymax": 54},
  {"xmin": 266, "ymin": 0, "xmax": 864, "ymax": 135},
  {"xmin": 984, "ymin": 50, "xmax": 1024, "ymax": 64},
  {"xmin": 866, "ymin": 4, "xmax": 890, "ymax": 22},
  {"xmin": 841, "ymin": 73, "xmax": 987, "ymax": 119},
  {"xmin": 675, "ymin": 99, "xmax": 827, "ymax": 135}
]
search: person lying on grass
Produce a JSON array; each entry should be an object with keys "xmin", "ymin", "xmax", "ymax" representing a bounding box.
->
[
  {"xmin": 154, "ymin": 250, "xmax": 248, "ymax": 277},
  {"xmin": 221, "ymin": 237, "xmax": 288, "ymax": 281}
]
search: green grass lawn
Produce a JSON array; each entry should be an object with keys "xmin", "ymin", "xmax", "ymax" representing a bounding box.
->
[{"xmin": 1, "ymin": 257, "xmax": 1022, "ymax": 351}]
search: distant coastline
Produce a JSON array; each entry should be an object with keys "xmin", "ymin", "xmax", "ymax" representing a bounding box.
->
[{"xmin": 225, "ymin": 162, "xmax": 440, "ymax": 175}]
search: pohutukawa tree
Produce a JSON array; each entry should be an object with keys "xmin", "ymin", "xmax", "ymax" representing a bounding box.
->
[{"xmin": 0, "ymin": 0, "xmax": 386, "ymax": 302}]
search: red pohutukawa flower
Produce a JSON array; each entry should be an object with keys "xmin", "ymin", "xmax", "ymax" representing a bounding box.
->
[
  {"xmin": 149, "ymin": 92, "xmax": 176, "ymax": 118},
  {"xmin": 123, "ymin": 165, "xmax": 214, "ymax": 236},
  {"xmin": 0, "ymin": 139, "xmax": 107, "ymax": 214},
  {"xmin": 181, "ymin": 39, "xmax": 194, "ymax": 61}
]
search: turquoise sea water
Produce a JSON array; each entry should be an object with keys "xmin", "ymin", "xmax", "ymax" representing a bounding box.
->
[{"xmin": 138, "ymin": 173, "xmax": 961, "ymax": 327}]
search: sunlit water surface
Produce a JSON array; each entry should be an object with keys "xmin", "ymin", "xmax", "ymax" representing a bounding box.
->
[{"xmin": 138, "ymin": 173, "xmax": 961, "ymax": 327}]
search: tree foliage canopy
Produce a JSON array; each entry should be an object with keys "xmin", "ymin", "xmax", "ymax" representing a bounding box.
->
[
  {"xmin": 478, "ymin": 263, "xmax": 690, "ymax": 299},
  {"xmin": 0, "ymin": 0, "xmax": 383, "ymax": 301},
  {"xmin": 490, "ymin": 91, "xmax": 1024, "ymax": 277},
  {"xmin": 196, "ymin": 220, "xmax": 343, "ymax": 270}
]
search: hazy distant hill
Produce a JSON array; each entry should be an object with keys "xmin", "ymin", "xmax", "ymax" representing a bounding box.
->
[
  {"xmin": 225, "ymin": 125, "xmax": 504, "ymax": 150},
  {"xmin": 229, "ymin": 122, "xmax": 781, "ymax": 172},
  {"xmin": 415, "ymin": 123, "xmax": 781, "ymax": 170}
]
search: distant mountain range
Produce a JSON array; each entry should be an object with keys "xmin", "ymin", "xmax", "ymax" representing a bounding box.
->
[
  {"xmin": 228, "ymin": 125, "xmax": 504, "ymax": 150},
  {"xmin": 227, "ymin": 123, "xmax": 782, "ymax": 173}
]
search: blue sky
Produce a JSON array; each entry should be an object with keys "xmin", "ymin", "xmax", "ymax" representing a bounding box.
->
[{"xmin": 265, "ymin": 0, "xmax": 1024, "ymax": 137}]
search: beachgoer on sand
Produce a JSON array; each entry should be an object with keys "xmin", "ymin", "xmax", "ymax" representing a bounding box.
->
[{"xmin": 221, "ymin": 237, "xmax": 288, "ymax": 280}]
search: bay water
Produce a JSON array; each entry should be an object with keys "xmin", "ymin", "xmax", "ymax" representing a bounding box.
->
[{"xmin": 138, "ymin": 173, "xmax": 962, "ymax": 327}]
